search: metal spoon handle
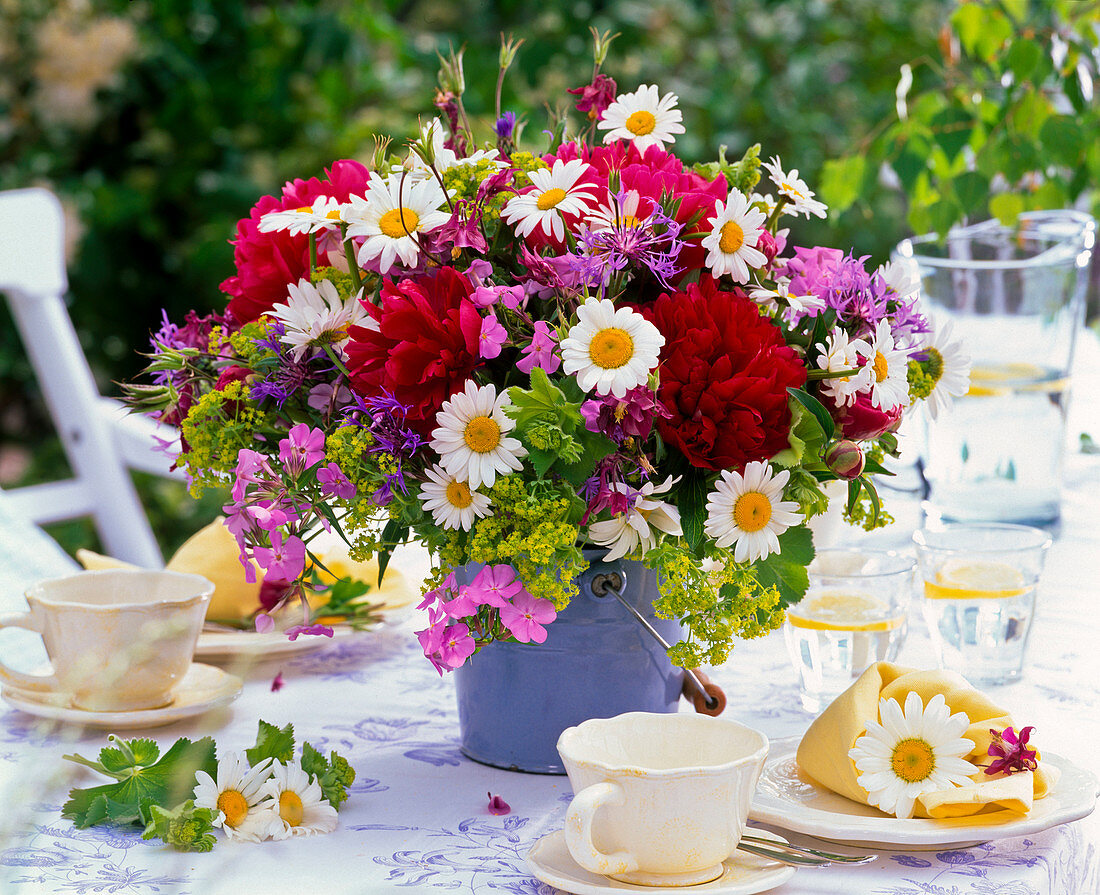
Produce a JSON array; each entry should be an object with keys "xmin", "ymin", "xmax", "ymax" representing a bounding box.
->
[
  {"xmin": 741, "ymin": 834, "xmax": 878, "ymax": 864},
  {"xmin": 735, "ymin": 842, "xmax": 833, "ymax": 867}
]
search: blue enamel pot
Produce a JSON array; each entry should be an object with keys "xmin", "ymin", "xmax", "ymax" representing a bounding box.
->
[{"xmin": 453, "ymin": 553, "xmax": 684, "ymax": 774}]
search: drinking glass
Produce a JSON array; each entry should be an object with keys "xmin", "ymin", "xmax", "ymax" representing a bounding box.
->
[
  {"xmin": 784, "ymin": 549, "xmax": 914, "ymax": 713},
  {"xmin": 894, "ymin": 211, "xmax": 1094, "ymax": 524},
  {"xmin": 913, "ymin": 523, "xmax": 1051, "ymax": 685}
]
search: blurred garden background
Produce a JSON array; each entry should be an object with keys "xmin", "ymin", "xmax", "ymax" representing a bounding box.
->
[{"xmin": 2, "ymin": 0, "xmax": 1098, "ymax": 557}]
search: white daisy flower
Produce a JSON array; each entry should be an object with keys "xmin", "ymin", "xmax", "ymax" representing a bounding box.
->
[
  {"xmin": 703, "ymin": 461, "xmax": 802, "ymax": 563},
  {"xmin": 560, "ymin": 297, "xmax": 664, "ymax": 399},
  {"xmin": 878, "ymin": 258, "xmax": 921, "ymax": 301},
  {"xmin": 749, "ymin": 191, "xmax": 779, "ymax": 218},
  {"xmin": 258, "ymin": 195, "xmax": 346, "ymax": 236},
  {"xmin": 588, "ymin": 477, "xmax": 683, "ymax": 561},
  {"xmin": 409, "ymin": 118, "xmax": 503, "ymax": 180},
  {"xmin": 259, "ymin": 761, "xmax": 339, "ymax": 839},
  {"xmin": 597, "ymin": 84, "xmax": 686, "ymax": 152},
  {"xmin": 268, "ymin": 278, "xmax": 368, "ymax": 361},
  {"xmin": 193, "ymin": 752, "xmax": 276, "ymax": 842},
  {"xmin": 864, "ymin": 319, "xmax": 912, "ymax": 412},
  {"xmin": 419, "ymin": 463, "xmax": 493, "ymax": 531},
  {"xmin": 761, "ymin": 156, "xmax": 828, "ymax": 219},
  {"xmin": 916, "ymin": 318, "xmax": 972, "ymax": 419},
  {"xmin": 430, "ymin": 381, "xmax": 527, "ymax": 490},
  {"xmin": 586, "ymin": 189, "xmax": 650, "ymax": 232},
  {"xmin": 818, "ymin": 329, "xmax": 873, "ymax": 407},
  {"xmin": 749, "ymin": 278, "xmax": 827, "ymax": 317},
  {"xmin": 849, "ymin": 691, "xmax": 978, "ymax": 819},
  {"xmin": 344, "ymin": 173, "xmax": 450, "ymax": 274},
  {"xmin": 701, "ymin": 192, "xmax": 769, "ymax": 283},
  {"xmin": 501, "ymin": 158, "xmax": 597, "ymax": 242}
]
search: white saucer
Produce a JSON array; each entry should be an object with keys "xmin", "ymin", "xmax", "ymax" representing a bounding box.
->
[
  {"xmin": 1, "ymin": 663, "xmax": 242, "ymax": 729},
  {"xmin": 751, "ymin": 736, "xmax": 1100, "ymax": 850},
  {"xmin": 195, "ymin": 626, "xmax": 354, "ymax": 662},
  {"xmin": 526, "ymin": 829, "xmax": 795, "ymax": 895}
]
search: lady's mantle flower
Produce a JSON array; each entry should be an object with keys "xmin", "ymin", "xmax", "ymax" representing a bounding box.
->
[
  {"xmin": 701, "ymin": 192, "xmax": 768, "ymax": 283},
  {"xmin": 598, "ymin": 84, "xmax": 685, "ymax": 152},
  {"xmin": 560, "ymin": 297, "xmax": 664, "ymax": 399},
  {"xmin": 430, "ymin": 381, "xmax": 526, "ymax": 490},
  {"xmin": 344, "ymin": 173, "xmax": 450, "ymax": 274},
  {"xmin": 849, "ymin": 692, "xmax": 978, "ymax": 819},
  {"xmin": 985, "ymin": 726, "xmax": 1039, "ymax": 776},
  {"xmin": 268, "ymin": 278, "xmax": 367, "ymax": 360},
  {"xmin": 501, "ymin": 158, "xmax": 597, "ymax": 242},
  {"xmin": 193, "ymin": 752, "xmax": 276, "ymax": 842},
  {"xmin": 704, "ymin": 461, "xmax": 802, "ymax": 563},
  {"xmin": 419, "ymin": 462, "xmax": 493, "ymax": 531},
  {"xmin": 589, "ymin": 477, "xmax": 683, "ymax": 561},
  {"xmin": 259, "ymin": 761, "xmax": 339, "ymax": 838},
  {"xmin": 761, "ymin": 156, "xmax": 827, "ymax": 219}
]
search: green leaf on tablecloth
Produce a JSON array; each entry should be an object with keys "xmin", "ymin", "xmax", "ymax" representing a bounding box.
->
[
  {"xmin": 750, "ymin": 525, "xmax": 814, "ymax": 609},
  {"xmin": 63, "ymin": 736, "xmax": 216, "ymax": 829},
  {"xmin": 142, "ymin": 800, "xmax": 217, "ymax": 852},
  {"xmin": 301, "ymin": 741, "xmax": 356, "ymax": 810},
  {"xmin": 246, "ymin": 720, "xmax": 295, "ymax": 766},
  {"xmin": 99, "ymin": 738, "xmax": 160, "ymax": 775}
]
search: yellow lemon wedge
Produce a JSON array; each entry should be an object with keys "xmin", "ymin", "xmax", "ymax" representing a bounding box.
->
[
  {"xmin": 165, "ymin": 517, "xmax": 263, "ymax": 620},
  {"xmin": 786, "ymin": 590, "xmax": 903, "ymax": 632},
  {"xmin": 75, "ymin": 549, "xmax": 139, "ymax": 571},
  {"xmin": 924, "ymin": 558, "xmax": 1028, "ymax": 600}
]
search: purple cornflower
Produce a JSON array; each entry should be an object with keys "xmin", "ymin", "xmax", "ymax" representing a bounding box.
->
[
  {"xmin": 573, "ymin": 192, "xmax": 685, "ymax": 289},
  {"xmin": 494, "ymin": 111, "xmax": 517, "ymax": 140},
  {"xmin": 784, "ymin": 248, "xmax": 889, "ymax": 336},
  {"xmin": 580, "ymin": 385, "xmax": 669, "ymax": 443},
  {"xmin": 344, "ymin": 390, "xmax": 423, "ymax": 496},
  {"xmin": 248, "ymin": 321, "xmax": 318, "ymax": 408}
]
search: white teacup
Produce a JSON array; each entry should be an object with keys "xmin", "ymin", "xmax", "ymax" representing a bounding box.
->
[
  {"xmin": 557, "ymin": 712, "xmax": 769, "ymax": 887},
  {"xmin": 0, "ymin": 569, "xmax": 213, "ymax": 712}
]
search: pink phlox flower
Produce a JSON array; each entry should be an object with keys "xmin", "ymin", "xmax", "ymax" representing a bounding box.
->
[
  {"xmin": 232, "ymin": 448, "xmax": 273, "ymax": 501},
  {"xmin": 279, "ymin": 423, "xmax": 326, "ymax": 474},
  {"xmin": 516, "ymin": 321, "xmax": 561, "ymax": 375},
  {"xmin": 255, "ymin": 613, "xmax": 276, "ymax": 634},
  {"xmin": 498, "ymin": 590, "xmax": 556, "ymax": 644},
  {"xmin": 438, "ymin": 622, "xmax": 477, "ymax": 669},
  {"xmin": 441, "ymin": 585, "xmax": 479, "ymax": 619},
  {"xmin": 317, "ymin": 461, "xmax": 356, "ymax": 499},
  {"xmin": 487, "ymin": 792, "xmax": 511, "ymax": 816},
  {"xmin": 985, "ymin": 726, "xmax": 1039, "ymax": 776},
  {"xmin": 417, "ymin": 573, "xmax": 457, "ymax": 611},
  {"xmin": 253, "ymin": 529, "xmax": 307, "ymax": 581},
  {"xmin": 271, "ymin": 671, "xmax": 285, "ymax": 692},
  {"xmin": 471, "ymin": 284, "xmax": 526, "ymax": 310},
  {"xmin": 285, "ymin": 622, "xmax": 335, "ymax": 641},
  {"xmin": 478, "ymin": 313, "xmax": 509, "ymax": 360},
  {"xmin": 466, "ymin": 259, "xmax": 493, "ymax": 287},
  {"xmin": 467, "ymin": 564, "xmax": 524, "ymax": 609},
  {"xmin": 416, "ymin": 623, "xmax": 448, "ymax": 675}
]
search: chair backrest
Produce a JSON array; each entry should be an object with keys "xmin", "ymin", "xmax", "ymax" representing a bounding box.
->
[{"xmin": 0, "ymin": 187, "xmax": 166, "ymax": 567}]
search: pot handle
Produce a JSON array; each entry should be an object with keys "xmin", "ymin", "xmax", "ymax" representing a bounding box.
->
[{"xmin": 683, "ymin": 668, "xmax": 726, "ymax": 716}]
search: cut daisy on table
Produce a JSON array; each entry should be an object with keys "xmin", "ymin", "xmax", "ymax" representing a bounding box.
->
[
  {"xmin": 260, "ymin": 760, "xmax": 339, "ymax": 839},
  {"xmin": 192, "ymin": 752, "xmax": 277, "ymax": 843}
]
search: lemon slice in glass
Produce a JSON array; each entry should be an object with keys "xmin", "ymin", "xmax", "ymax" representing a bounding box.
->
[
  {"xmin": 787, "ymin": 590, "xmax": 903, "ymax": 632},
  {"xmin": 924, "ymin": 558, "xmax": 1028, "ymax": 600}
]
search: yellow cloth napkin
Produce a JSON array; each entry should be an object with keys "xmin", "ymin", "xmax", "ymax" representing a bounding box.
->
[
  {"xmin": 77, "ymin": 520, "xmax": 417, "ymax": 620},
  {"xmin": 796, "ymin": 662, "xmax": 1058, "ymax": 819}
]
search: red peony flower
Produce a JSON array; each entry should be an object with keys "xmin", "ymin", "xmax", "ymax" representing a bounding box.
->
[
  {"xmin": 220, "ymin": 160, "xmax": 373, "ymax": 323},
  {"xmin": 344, "ymin": 267, "xmax": 482, "ymax": 433},
  {"xmin": 551, "ymin": 142, "xmax": 728, "ymax": 279},
  {"xmin": 821, "ymin": 389, "xmax": 904, "ymax": 441},
  {"xmin": 642, "ymin": 277, "xmax": 806, "ymax": 470}
]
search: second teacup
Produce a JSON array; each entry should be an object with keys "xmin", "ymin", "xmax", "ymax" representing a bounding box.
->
[
  {"xmin": 557, "ymin": 712, "xmax": 769, "ymax": 887},
  {"xmin": 0, "ymin": 569, "xmax": 213, "ymax": 712}
]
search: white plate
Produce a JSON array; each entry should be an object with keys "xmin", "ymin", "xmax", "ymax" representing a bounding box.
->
[
  {"xmin": 750, "ymin": 736, "xmax": 1099, "ymax": 850},
  {"xmin": 526, "ymin": 828, "xmax": 795, "ymax": 895},
  {"xmin": 1, "ymin": 662, "xmax": 242, "ymax": 729}
]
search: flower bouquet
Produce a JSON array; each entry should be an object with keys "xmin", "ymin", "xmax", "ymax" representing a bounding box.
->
[{"xmin": 128, "ymin": 35, "xmax": 968, "ymax": 674}]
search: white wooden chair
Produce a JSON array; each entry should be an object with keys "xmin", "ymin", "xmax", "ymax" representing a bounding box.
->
[{"xmin": 0, "ymin": 187, "xmax": 183, "ymax": 567}]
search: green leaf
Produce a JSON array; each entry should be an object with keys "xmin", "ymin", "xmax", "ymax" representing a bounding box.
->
[
  {"xmin": 1010, "ymin": 90, "xmax": 1052, "ymax": 141},
  {"xmin": 951, "ymin": 4, "xmax": 1012, "ymax": 60},
  {"xmin": 301, "ymin": 742, "xmax": 356, "ymax": 810},
  {"xmin": 892, "ymin": 146, "xmax": 928, "ymax": 194},
  {"xmin": 375, "ymin": 520, "xmax": 407, "ymax": 585},
  {"xmin": 555, "ymin": 428, "xmax": 616, "ymax": 488},
  {"xmin": 528, "ymin": 446, "xmax": 557, "ymax": 479},
  {"xmin": 142, "ymin": 800, "xmax": 217, "ymax": 852},
  {"xmin": 931, "ymin": 108, "xmax": 973, "ymax": 162},
  {"xmin": 786, "ymin": 388, "xmax": 835, "ymax": 441},
  {"xmin": 989, "ymin": 192, "xmax": 1025, "ymax": 226},
  {"xmin": 1005, "ymin": 38, "xmax": 1042, "ymax": 82},
  {"xmin": 676, "ymin": 467, "xmax": 710, "ymax": 555},
  {"xmin": 1039, "ymin": 116, "xmax": 1086, "ymax": 168},
  {"xmin": 951, "ymin": 171, "xmax": 990, "ymax": 215},
  {"xmin": 928, "ymin": 199, "xmax": 962, "ymax": 238},
  {"xmin": 246, "ymin": 720, "xmax": 295, "ymax": 766},
  {"xmin": 818, "ymin": 156, "xmax": 866, "ymax": 215},
  {"xmin": 750, "ymin": 526, "xmax": 815, "ymax": 609}
]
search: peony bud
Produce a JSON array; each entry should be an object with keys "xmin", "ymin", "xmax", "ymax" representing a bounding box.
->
[{"xmin": 824, "ymin": 440, "xmax": 865, "ymax": 479}]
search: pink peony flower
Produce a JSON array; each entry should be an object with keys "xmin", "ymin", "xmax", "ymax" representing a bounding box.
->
[{"xmin": 498, "ymin": 591, "xmax": 556, "ymax": 644}]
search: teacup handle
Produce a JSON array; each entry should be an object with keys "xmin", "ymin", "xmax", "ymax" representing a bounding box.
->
[
  {"xmin": 565, "ymin": 781, "xmax": 639, "ymax": 877},
  {"xmin": 0, "ymin": 611, "xmax": 59, "ymax": 692}
]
